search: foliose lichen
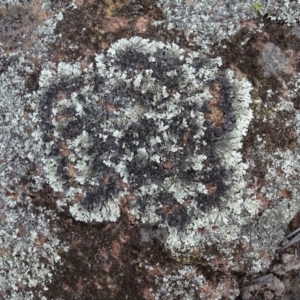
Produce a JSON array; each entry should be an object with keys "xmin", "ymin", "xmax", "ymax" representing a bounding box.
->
[
  {"xmin": 265, "ymin": 0, "xmax": 300, "ymax": 25},
  {"xmin": 32, "ymin": 37, "xmax": 260, "ymax": 264}
]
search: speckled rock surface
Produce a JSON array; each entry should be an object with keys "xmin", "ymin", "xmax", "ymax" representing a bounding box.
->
[{"xmin": 1, "ymin": 0, "xmax": 300, "ymax": 299}]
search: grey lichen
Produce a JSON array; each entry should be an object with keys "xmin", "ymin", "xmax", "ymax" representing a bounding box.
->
[
  {"xmin": 153, "ymin": 265, "xmax": 239, "ymax": 300},
  {"xmin": 265, "ymin": 0, "xmax": 300, "ymax": 25},
  {"xmin": 36, "ymin": 37, "xmax": 222, "ymax": 223},
  {"xmin": 0, "ymin": 191, "xmax": 63, "ymax": 299},
  {"xmin": 33, "ymin": 37, "xmax": 260, "ymax": 264},
  {"xmin": 1, "ymin": 0, "xmax": 300, "ymax": 295},
  {"xmin": 155, "ymin": 0, "xmax": 300, "ymax": 52},
  {"xmin": 0, "ymin": 52, "xmax": 40, "ymax": 189},
  {"xmin": 0, "ymin": 51, "xmax": 65, "ymax": 299},
  {"xmin": 156, "ymin": 0, "xmax": 258, "ymax": 50}
]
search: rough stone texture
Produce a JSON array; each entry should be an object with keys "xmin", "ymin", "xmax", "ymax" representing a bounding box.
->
[{"xmin": 1, "ymin": 0, "xmax": 300, "ymax": 299}]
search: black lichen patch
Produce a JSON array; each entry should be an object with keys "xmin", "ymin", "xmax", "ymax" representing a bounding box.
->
[
  {"xmin": 24, "ymin": 69, "xmax": 40, "ymax": 92},
  {"xmin": 61, "ymin": 117, "xmax": 84, "ymax": 140},
  {"xmin": 80, "ymin": 182, "xmax": 119, "ymax": 212},
  {"xmin": 217, "ymin": 20, "xmax": 298, "ymax": 165},
  {"xmin": 41, "ymin": 213, "xmax": 173, "ymax": 300},
  {"xmin": 292, "ymin": 89, "xmax": 300, "ymax": 109},
  {"xmin": 155, "ymin": 193, "xmax": 189, "ymax": 229},
  {"xmin": 50, "ymin": 0, "xmax": 195, "ymax": 62},
  {"xmin": 39, "ymin": 77, "xmax": 85, "ymax": 143},
  {"xmin": 114, "ymin": 48, "xmax": 183, "ymax": 89},
  {"xmin": 0, "ymin": 5, "xmax": 35, "ymax": 48},
  {"xmin": 0, "ymin": 4, "xmax": 46, "ymax": 50}
]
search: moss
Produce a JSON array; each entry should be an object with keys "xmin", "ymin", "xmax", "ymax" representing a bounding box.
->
[{"xmin": 250, "ymin": 1, "xmax": 264, "ymax": 15}]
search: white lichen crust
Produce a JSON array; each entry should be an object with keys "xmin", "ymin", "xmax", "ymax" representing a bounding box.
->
[
  {"xmin": 240, "ymin": 74, "xmax": 300, "ymax": 273},
  {"xmin": 156, "ymin": 0, "xmax": 300, "ymax": 51},
  {"xmin": 155, "ymin": 0, "xmax": 258, "ymax": 50},
  {"xmin": 0, "ymin": 50, "xmax": 64, "ymax": 299},
  {"xmin": 1, "ymin": 0, "xmax": 300, "ymax": 297},
  {"xmin": 153, "ymin": 265, "xmax": 239, "ymax": 300},
  {"xmin": 0, "ymin": 192, "xmax": 63, "ymax": 299},
  {"xmin": 265, "ymin": 0, "xmax": 300, "ymax": 25}
]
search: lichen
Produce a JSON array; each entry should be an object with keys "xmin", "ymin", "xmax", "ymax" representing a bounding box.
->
[
  {"xmin": 0, "ymin": 50, "xmax": 65, "ymax": 300},
  {"xmin": 155, "ymin": 0, "xmax": 258, "ymax": 51},
  {"xmin": 265, "ymin": 0, "xmax": 300, "ymax": 25},
  {"xmin": 2, "ymin": 0, "xmax": 300, "ymax": 297},
  {"xmin": 0, "ymin": 191, "xmax": 64, "ymax": 299},
  {"xmin": 155, "ymin": 0, "xmax": 300, "ymax": 53},
  {"xmin": 153, "ymin": 265, "xmax": 239, "ymax": 300},
  {"xmin": 31, "ymin": 37, "xmax": 263, "ymax": 274}
]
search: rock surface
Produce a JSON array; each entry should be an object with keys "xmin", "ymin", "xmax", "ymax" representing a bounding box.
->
[{"xmin": 1, "ymin": 0, "xmax": 300, "ymax": 299}]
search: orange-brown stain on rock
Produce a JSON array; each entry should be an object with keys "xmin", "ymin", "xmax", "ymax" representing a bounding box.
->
[
  {"xmin": 17, "ymin": 282, "xmax": 27, "ymax": 290},
  {"xmin": 102, "ymin": 16, "xmax": 129, "ymax": 33},
  {"xmin": 0, "ymin": 247, "xmax": 8, "ymax": 257},
  {"xmin": 17, "ymin": 224, "xmax": 26, "ymax": 237},
  {"xmin": 205, "ymin": 183, "xmax": 217, "ymax": 196},
  {"xmin": 182, "ymin": 127, "xmax": 192, "ymax": 147},
  {"xmin": 206, "ymin": 82, "xmax": 224, "ymax": 128},
  {"xmin": 278, "ymin": 189, "xmax": 293, "ymax": 200},
  {"xmin": 60, "ymin": 140, "xmax": 71, "ymax": 158},
  {"xmin": 111, "ymin": 240, "xmax": 121, "ymax": 259},
  {"xmin": 147, "ymin": 266, "xmax": 165, "ymax": 276},
  {"xmin": 143, "ymin": 287, "xmax": 155, "ymax": 300},
  {"xmin": 71, "ymin": 193, "xmax": 84, "ymax": 205},
  {"xmin": 136, "ymin": 15, "xmax": 152, "ymax": 33},
  {"xmin": 35, "ymin": 232, "xmax": 48, "ymax": 247},
  {"xmin": 259, "ymin": 251, "xmax": 270, "ymax": 260},
  {"xmin": 256, "ymin": 192, "xmax": 271, "ymax": 212},
  {"xmin": 162, "ymin": 161, "xmax": 174, "ymax": 170},
  {"xmin": 67, "ymin": 163, "xmax": 76, "ymax": 178}
]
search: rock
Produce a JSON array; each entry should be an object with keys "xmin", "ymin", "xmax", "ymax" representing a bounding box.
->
[{"xmin": 1, "ymin": 0, "xmax": 300, "ymax": 298}]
